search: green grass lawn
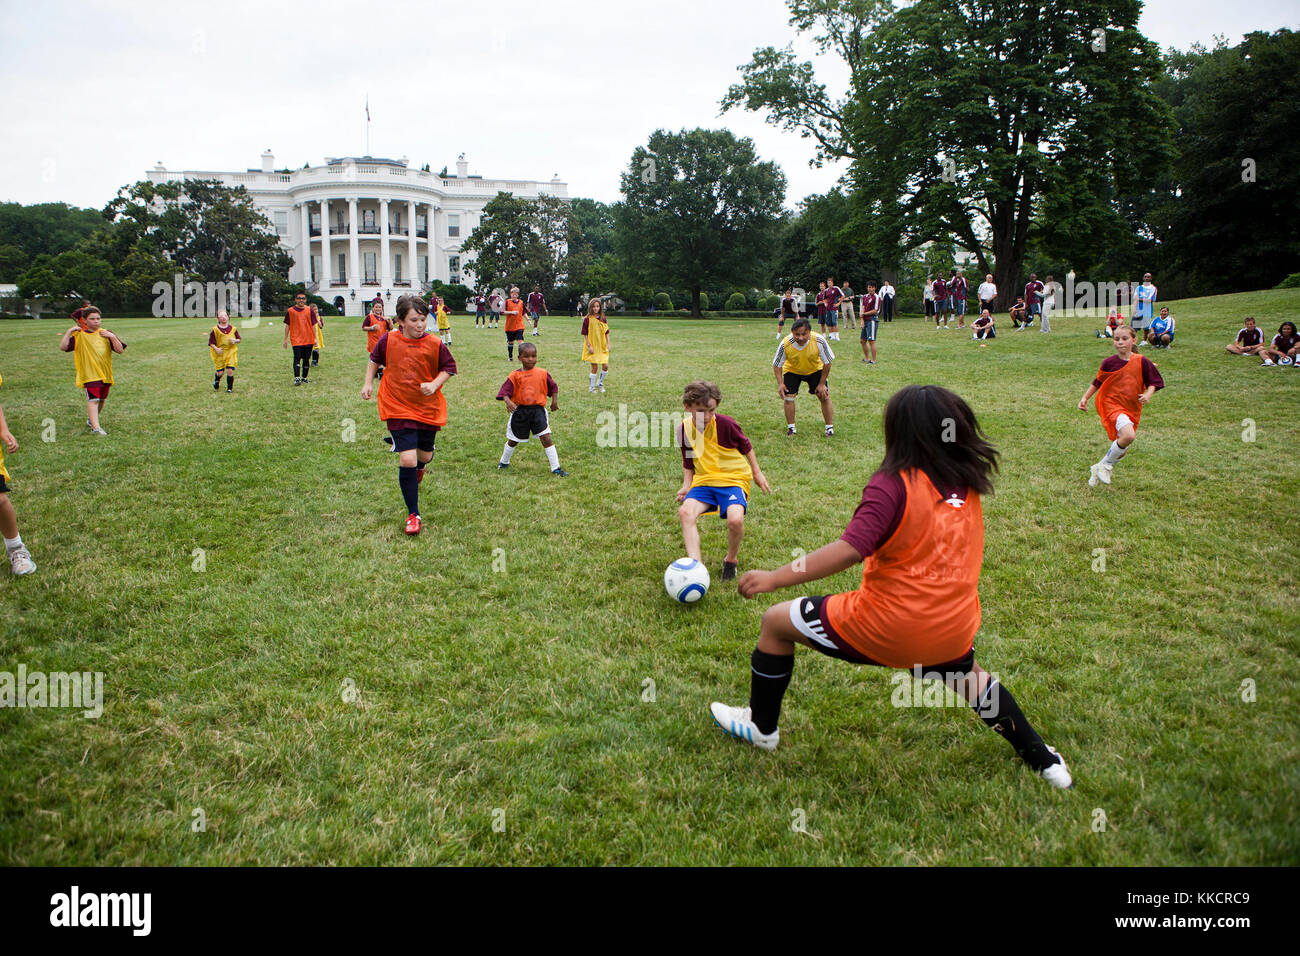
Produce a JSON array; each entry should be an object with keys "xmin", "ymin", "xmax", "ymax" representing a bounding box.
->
[{"xmin": 1, "ymin": 289, "xmax": 1297, "ymax": 865}]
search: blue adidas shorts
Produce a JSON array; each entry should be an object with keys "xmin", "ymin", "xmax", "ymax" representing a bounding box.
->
[{"xmin": 685, "ymin": 485, "xmax": 747, "ymax": 519}]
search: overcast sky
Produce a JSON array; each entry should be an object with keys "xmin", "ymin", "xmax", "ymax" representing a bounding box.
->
[{"xmin": 2, "ymin": 0, "xmax": 1295, "ymax": 212}]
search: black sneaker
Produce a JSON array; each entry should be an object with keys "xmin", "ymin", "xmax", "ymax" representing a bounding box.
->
[
  {"xmin": 213, "ymin": 380, "xmax": 220, "ymax": 390},
  {"xmin": 552, "ymin": 467, "xmax": 569, "ymax": 477},
  {"xmin": 293, "ymin": 377, "xmax": 301, "ymax": 386},
  {"xmin": 497, "ymin": 462, "xmax": 509, "ymax": 470},
  {"xmin": 721, "ymin": 561, "xmax": 738, "ymax": 581}
]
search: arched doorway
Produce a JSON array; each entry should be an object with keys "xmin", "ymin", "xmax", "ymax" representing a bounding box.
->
[{"xmin": 333, "ymin": 296, "xmax": 346, "ymax": 316}]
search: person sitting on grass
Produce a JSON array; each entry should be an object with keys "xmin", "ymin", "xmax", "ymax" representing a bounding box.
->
[
  {"xmin": 1008, "ymin": 296, "xmax": 1027, "ymax": 329},
  {"xmin": 1259, "ymin": 321, "xmax": 1300, "ymax": 367},
  {"xmin": 1096, "ymin": 309, "xmax": 1126, "ymax": 338},
  {"xmin": 971, "ymin": 309, "xmax": 996, "ymax": 341},
  {"xmin": 1144, "ymin": 307, "xmax": 1175, "ymax": 349},
  {"xmin": 1225, "ymin": 317, "xmax": 1265, "ymax": 358}
]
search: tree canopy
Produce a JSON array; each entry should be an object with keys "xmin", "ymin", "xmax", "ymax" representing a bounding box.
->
[{"xmin": 615, "ymin": 128, "xmax": 786, "ymax": 316}]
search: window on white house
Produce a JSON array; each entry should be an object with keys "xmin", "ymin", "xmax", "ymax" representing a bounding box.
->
[
  {"xmin": 274, "ymin": 211, "xmax": 288, "ymax": 236},
  {"xmin": 394, "ymin": 254, "xmax": 403, "ymax": 283},
  {"xmin": 364, "ymin": 253, "xmax": 377, "ymax": 283},
  {"xmin": 449, "ymin": 255, "xmax": 460, "ymax": 283},
  {"xmin": 338, "ymin": 253, "xmax": 347, "ymax": 279},
  {"xmin": 448, "ymin": 213, "xmax": 460, "ymax": 238},
  {"xmin": 419, "ymin": 256, "xmax": 428, "ymax": 282}
]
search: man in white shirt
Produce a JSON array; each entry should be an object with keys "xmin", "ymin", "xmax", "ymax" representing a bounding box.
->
[
  {"xmin": 879, "ymin": 280, "xmax": 895, "ymax": 322},
  {"xmin": 1132, "ymin": 272, "xmax": 1157, "ymax": 335},
  {"xmin": 977, "ymin": 274, "xmax": 997, "ymax": 314}
]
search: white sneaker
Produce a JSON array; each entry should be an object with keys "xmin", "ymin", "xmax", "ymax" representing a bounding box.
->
[
  {"xmin": 1039, "ymin": 746, "xmax": 1072, "ymax": 789},
  {"xmin": 598, "ymin": 384, "xmax": 606, "ymax": 393},
  {"xmin": 1095, "ymin": 462, "xmax": 1112, "ymax": 485},
  {"xmin": 1262, "ymin": 360, "xmax": 1275, "ymax": 366},
  {"xmin": 7, "ymin": 546, "xmax": 36, "ymax": 576},
  {"xmin": 91, "ymin": 427, "xmax": 108, "ymax": 436},
  {"xmin": 710, "ymin": 702, "xmax": 779, "ymax": 751}
]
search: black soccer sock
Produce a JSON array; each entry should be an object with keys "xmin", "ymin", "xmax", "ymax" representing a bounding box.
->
[
  {"xmin": 226, "ymin": 375, "xmax": 234, "ymax": 391},
  {"xmin": 748, "ymin": 648, "xmax": 794, "ymax": 735},
  {"xmin": 971, "ymin": 679, "xmax": 1056, "ymax": 771},
  {"xmin": 214, "ymin": 373, "xmax": 221, "ymax": 388},
  {"xmin": 398, "ymin": 466, "xmax": 420, "ymax": 516},
  {"xmin": 508, "ymin": 344, "xmax": 514, "ymax": 359}
]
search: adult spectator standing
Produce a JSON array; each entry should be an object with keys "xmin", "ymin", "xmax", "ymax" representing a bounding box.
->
[
  {"xmin": 1040, "ymin": 275, "xmax": 1056, "ymax": 334},
  {"xmin": 923, "ymin": 278, "xmax": 935, "ymax": 322},
  {"xmin": 977, "ymin": 274, "xmax": 997, "ymax": 316},
  {"xmin": 1022, "ymin": 273, "xmax": 1044, "ymax": 331},
  {"xmin": 879, "ymin": 279, "xmax": 895, "ymax": 322},
  {"xmin": 949, "ymin": 269, "xmax": 968, "ymax": 329},
  {"xmin": 839, "ymin": 280, "xmax": 856, "ymax": 331},
  {"xmin": 1226, "ymin": 317, "xmax": 1266, "ymax": 358},
  {"xmin": 824, "ymin": 277, "xmax": 842, "ymax": 341},
  {"xmin": 1132, "ymin": 272, "xmax": 1157, "ymax": 335}
]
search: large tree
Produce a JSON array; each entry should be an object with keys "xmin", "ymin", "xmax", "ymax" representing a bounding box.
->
[
  {"xmin": 725, "ymin": 0, "xmax": 1173, "ymax": 308},
  {"xmin": 105, "ymin": 178, "xmax": 291, "ymax": 307},
  {"xmin": 460, "ymin": 193, "xmax": 572, "ymax": 297},
  {"xmin": 0, "ymin": 202, "xmax": 105, "ymax": 271},
  {"xmin": 1151, "ymin": 30, "xmax": 1300, "ymax": 294},
  {"xmin": 615, "ymin": 128, "xmax": 786, "ymax": 317},
  {"xmin": 771, "ymin": 189, "xmax": 882, "ymax": 292}
]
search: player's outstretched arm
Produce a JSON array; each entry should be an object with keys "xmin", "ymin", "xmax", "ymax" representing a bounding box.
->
[
  {"xmin": 746, "ymin": 451, "xmax": 771, "ymax": 493},
  {"xmin": 361, "ymin": 361, "xmax": 379, "ymax": 400},
  {"xmin": 738, "ymin": 539, "xmax": 862, "ymax": 598},
  {"xmin": 0, "ymin": 403, "xmax": 15, "ymax": 453},
  {"xmin": 1078, "ymin": 383, "xmax": 1098, "ymax": 410}
]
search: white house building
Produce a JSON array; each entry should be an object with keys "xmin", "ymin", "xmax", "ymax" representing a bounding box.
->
[{"xmin": 145, "ymin": 151, "xmax": 567, "ymax": 315}]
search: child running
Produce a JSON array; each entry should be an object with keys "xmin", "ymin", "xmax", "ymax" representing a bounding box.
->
[
  {"xmin": 708, "ymin": 384, "xmax": 1072, "ymax": 789},
  {"xmin": 58, "ymin": 307, "xmax": 125, "ymax": 435},
  {"xmin": 361, "ymin": 295, "xmax": 456, "ymax": 535},
  {"xmin": 0, "ymin": 370, "xmax": 37, "ymax": 575},
  {"xmin": 283, "ymin": 292, "xmax": 318, "ymax": 385},
  {"xmin": 362, "ymin": 299, "xmax": 390, "ymax": 379},
  {"xmin": 495, "ymin": 342, "xmax": 567, "ymax": 476},
  {"xmin": 676, "ymin": 380, "xmax": 771, "ymax": 582},
  {"xmin": 434, "ymin": 295, "xmax": 452, "ymax": 345},
  {"xmin": 581, "ymin": 297, "xmax": 610, "ymax": 393},
  {"xmin": 773, "ymin": 318, "xmax": 834, "ymax": 437},
  {"xmin": 777, "ymin": 288, "xmax": 796, "ymax": 340},
  {"xmin": 503, "ymin": 286, "xmax": 526, "ymax": 360},
  {"xmin": 208, "ymin": 309, "xmax": 241, "ymax": 392},
  {"xmin": 1077, "ymin": 325, "xmax": 1164, "ymax": 486},
  {"xmin": 527, "ymin": 285, "xmax": 547, "ymax": 336},
  {"xmin": 312, "ymin": 303, "xmax": 325, "ymax": 366}
]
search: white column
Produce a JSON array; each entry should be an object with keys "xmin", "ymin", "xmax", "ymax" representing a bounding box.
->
[
  {"xmin": 298, "ymin": 203, "xmax": 311, "ymax": 285},
  {"xmin": 380, "ymin": 198, "xmax": 392, "ymax": 288},
  {"xmin": 429, "ymin": 207, "xmax": 439, "ymax": 282},
  {"xmin": 320, "ymin": 200, "xmax": 332, "ymax": 289},
  {"xmin": 348, "ymin": 198, "xmax": 360, "ymax": 290},
  {"xmin": 407, "ymin": 200, "xmax": 418, "ymax": 289}
]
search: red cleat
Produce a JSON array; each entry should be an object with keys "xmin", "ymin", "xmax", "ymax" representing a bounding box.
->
[{"xmin": 404, "ymin": 513, "xmax": 422, "ymax": 535}]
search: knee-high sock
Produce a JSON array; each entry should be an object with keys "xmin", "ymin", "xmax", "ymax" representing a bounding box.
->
[
  {"xmin": 748, "ymin": 648, "xmax": 794, "ymax": 735},
  {"xmin": 589, "ymin": 372, "xmax": 598, "ymax": 389},
  {"xmin": 1102, "ymin": 441, "xmax": 1127, "ymax": 467},
  {"xmin": 597, "ymin": 370, "xmax": 607, "ymax": 385},
  {"xmin": 500, "ymin": 443, "xmax": 515, "ymax": 465},
  {"xmin": 971, "ymin": 679, "xmax": 1056, "ymax": 771},
  {"xmin": 544, "ymin": 445, "xmax": 559, "ymax": 470},
  {"xmin": 398, "ymin": 466, "xmax": 420, "ymax": 515}
]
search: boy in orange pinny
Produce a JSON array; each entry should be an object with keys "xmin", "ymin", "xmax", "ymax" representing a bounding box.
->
[
  {"xmin": 1078, "ymin": 325, "xmax": 1164, "ymax": 487},
  {"xmin": 709, "ymin": 385, "xmax": 1072, "ymax": 789},
  {"xmin": 361, "ymin": 295, "xmax": 456, "ymax": 535}
]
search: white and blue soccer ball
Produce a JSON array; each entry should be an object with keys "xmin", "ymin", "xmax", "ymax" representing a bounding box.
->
[
  {"xmin": 1280, "ymin": 355, "xmax": 1295, "ymax": 366},
  {"xmin": 664, "ymin": 558, "xmax": 710, "ymax": 603}
]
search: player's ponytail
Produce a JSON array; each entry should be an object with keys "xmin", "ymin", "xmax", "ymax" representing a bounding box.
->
[{"xmin": 879, "ymin": 385, "xmax": 999, "ymax": 496}]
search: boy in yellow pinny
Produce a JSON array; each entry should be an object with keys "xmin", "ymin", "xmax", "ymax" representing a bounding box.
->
[
  {"xmin": 208, "ymin": 310, "xmax": 241, "ymax": 392},
  {"xmin": 0, "ymin": 370, "xmax": 37, "ymax": 575},
  {"xmin": 58, "ymin": 307, "xmax": 125, "ymax": 436},
  {"xmin": 312, "ymin": 304, "xmax": 325, "ymax": 366}
]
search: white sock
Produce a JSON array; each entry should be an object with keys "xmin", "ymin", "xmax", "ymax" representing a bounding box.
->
[
  {"xmin": 500, "ymin": 444, "xmax": 515, "ymax": 465},
  {"xmin": 597, "ymin": 370, "xmax": 607, "ymax": 385},
  {"xmin": 1102, "ymin": 441, "xmax": 1127, "ymax": 467},
  {"xmin": 4, "ymin": 535, "xmax": 21, "ymax": 551},
  {"xmin": 589, "ymin": 373, "xmax": 598, "ymax": 389},
  {"xmin": 545, "ymin": 445, "xmax": 560, "ymax": 470}
]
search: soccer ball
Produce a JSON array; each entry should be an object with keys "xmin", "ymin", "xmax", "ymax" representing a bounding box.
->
[
  {"xmin": 664, "ymin": 558, "xmax": 709, "ymax": 603},
  {"xmin": 1281, "ymin": 356, "xmax": 1294, "ymax": 366}
]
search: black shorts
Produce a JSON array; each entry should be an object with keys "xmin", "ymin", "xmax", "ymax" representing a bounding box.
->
[
  {"xmin": 507, "ymin": 405, "xmax": 551, "ymax": 443},
  {"xmin": 0, "ymin": 474, "xmax": 9, "ymax": 494},
  {"xmin": 388, "ymin": 425, "xmax": 438, "ymax": 453},
  {"xmin": 506, "ymin": 329, "xmax": 524, "ymax": 342},
  {"xmin": 790, "ymin": 595, "xmax": 976, "ymax": 676},
  {"xmin": 783, "ymin": 371, "xmax": 826, "ymax": 396}
]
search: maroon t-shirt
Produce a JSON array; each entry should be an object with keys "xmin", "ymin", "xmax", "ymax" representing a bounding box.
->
[
  {"xmin": 840, "ymin": 470, "xmax": 969, "ymax": 559},
  {"xmin": 1091, "ymin": 354, "xmax": 1165, "ymax": 390},
  {"xmin": 1025, "ymin": 281, "xmax": 1044, "ymax": 306},
  {"xmin": 1236, "ymin": 327, "xmax": 1262, "ymax": 347},
  {"xmin": 932, "ymin": 278, "xmax": 948, "ymax": 299},
  {"xmin": 861, "ymin": 293, "xmax": 879, "ymax": 316},
  {"xmin": 526, "ymin": 292, "xmax": 546, "ymax": 312},
  {"xmin": 1272, "ymin": 332, "xmax": 1300, "ymax": 352}
]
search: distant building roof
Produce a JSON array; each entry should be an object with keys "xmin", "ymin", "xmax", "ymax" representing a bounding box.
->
[{"xmin": 325, "ymin": 156, "xmax": 408, "ymax": 168}]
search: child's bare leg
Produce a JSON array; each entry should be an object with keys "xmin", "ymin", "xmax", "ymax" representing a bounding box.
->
[
  {"xmin": 398, "ymin": 449, "xmax": 419, "ymax": 468},
  {"xmin": 417, "ymin": 449, "xmax": 433, "ymax": 467},
  {"xmin": 724, "ymin": 504, "xmax": 744, "ymax": 564},
  {"xmin": 678, "ymin": 499, "xmax": 708, "ymax": 561},
  {"xmin": 87, "ymin": 397, "xmax": 101, "ymax": 430},
  {"xmin": 783, "ymin": 395, "xmax": 796, "ymax": 425},
  {"xmin": 0, "ymin": 494, "xmax": 18, "ymax": 540}
]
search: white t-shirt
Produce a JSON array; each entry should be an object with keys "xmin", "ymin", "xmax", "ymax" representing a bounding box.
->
[
  {"xmin": 880, "ymin": 283, "xmax": 895, "ymax": 299},
  {"xmin": 977, "ymin": 281, "xmax": 997, "ymax": 302}
]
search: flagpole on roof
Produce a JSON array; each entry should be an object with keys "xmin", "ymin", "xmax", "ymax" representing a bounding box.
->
[{"xmin": 365, "ymin": 95, "xmax": 370, "ymax": 156}]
